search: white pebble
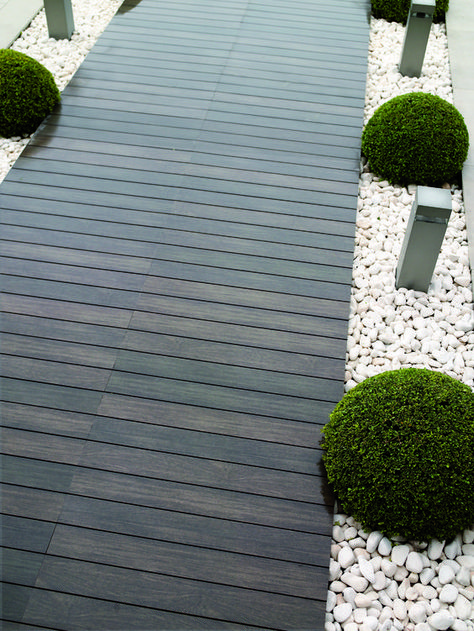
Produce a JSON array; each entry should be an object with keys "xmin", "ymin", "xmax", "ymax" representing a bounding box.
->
[
  {"xmin": 333, "ymin": 602, "xmax": 352, "ymax": 623},
  {"xmin": 392, "ymin": 544, "xmax": 410, "ymax": 566},
  {"xmin": 406, "ymin": 551, "xmax": 424, "ymax": 574},
  {"xmin": 428, "ymin": 610, "xmax": 455, "ymax": 630},
  {"xmin": 366, "ymin": 531, "xmax": 384, "ymax": 553}
]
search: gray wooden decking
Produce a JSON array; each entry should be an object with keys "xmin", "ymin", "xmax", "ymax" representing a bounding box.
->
[{"xmin": 0, "ymin": 0, "xmax": 370, "ymax": 628}]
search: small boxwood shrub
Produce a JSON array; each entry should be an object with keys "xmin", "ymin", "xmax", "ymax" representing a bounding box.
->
[
  {"xmin": 371, "ymin": 0, "xmax": 449, "ymax": 24},
  {"xmin": 361, "ymin": 92, "xmax": 469, "ymax": 186},
  {"xmin": 322, "ymin": 368, "xmax": 474, "ymax": 541},
  {"xmin": 0, "ymin": 49, "xmax": 60, "ymax": 138}
]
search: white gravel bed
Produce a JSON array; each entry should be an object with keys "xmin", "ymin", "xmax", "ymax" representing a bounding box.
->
[
  {"xmin": 326, "ymin": 17, "xmax": 474, "ymax": 631},
  {"xmin": 1, "ymin": 6, "xmax": 473, "ymax": 630},
  {"xmin": 0, "ymin": 0, "xmax": 122, "ymax": 183}
]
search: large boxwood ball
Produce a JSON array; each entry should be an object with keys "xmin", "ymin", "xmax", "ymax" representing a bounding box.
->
[
  {"xmin": 371, "ymin": 0, "xmax": 449, "ymax": 24},
  {"xmin": 322, "ymin": 369, "xmax": 474, "ymax": 541},
  {"xmin": 0, "ymin": 49, "xmax": 60, "ymax": 138},
  {"xmin": 361, "ymin": 92, "xmax": 469, "ymax": 186}
]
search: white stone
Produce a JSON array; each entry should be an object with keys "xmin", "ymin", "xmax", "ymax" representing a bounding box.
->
[
  {"xmin": 392, "ymin": 544, "xmax": 410, "ymax": 566},
  {"xmin": 343, "ymin": 623, "xmax": 358, "ymax": 631},
  {"xmin": 445, "ymin": 538, "xmax": 462, "ymax": 559},
  {"xmin": 373, "ymin": 570, "xmax": 388, "ymax": 591},
  {"xmin": 378, "ymin": 536, "xmax": 392, "ymax": 556},
  {"xmin": 338, "ymin": 546, "xmax": 355, "ymax": 570},
  {"xmin": 358, "ymin": 557, "xmax": 375, "ymax": 583},
  {"xmin": 333, "ymin": 602, "xmax": 352, "ymax": 623},
  {"xmin": 330, "ymin": 560, "xmax": 341, "ymax": 581},
  {"xmin": 439, "ymin": 584, "xmax": 459, "ymax": 603},
  {"xmin": 454, "ymin": 593, "xmax": 472, "ymax": 620},
  {"xmin": 428, "ymin": 539, "xmax": 445, "ymax": 560},
  {"xmin": 326, "ymin": 590, "xmax": 337, "ymax": 612},
  {"xmin": 408, "ymin": 601, "xmax": 427, "ymax": 624},
  {"xmin": 353, "ymin": 607, "xmax": 367, "ymax": 623},
  {"xmin": 354, "ymin": 593, "xmax": 377, "ymax": 608},
  {"xmin": 393, "ymin": 598, "xmax": 408, "ymax": 620},
  {"xmin": 342, "ymin": 586, "xmax": 357, "ymax": 605},
  {"xmin": 381, "ymin": 558, "xmax": 397, "ymax": 577},
  {"xmin": 456, "ymin": 566, "xmax": 471, "ymax": 587},
  {"xmin": 366, "ymin": 531, "xmax": 384, "ymax": 553},
  {"xmin": 439, "ymin": 562, "xmax": 456, "ymax": 584},
  {"xmin": 340, "ymin": 573, "xmax": 369, "ymax": 592},
  {"xmin": 420, "ymin": 567, "xmax": 436, "ymax": 585},
  {"xmin": 345, "ymin": 526, "xmax": 358, "ymax": 541},
  {"xmin": 406, "ymin": 551, "xmax": 424, "ymax": 574},
  {"xmin": 458, "ymin": 556, "xmax": 474, "ymax": 569},
  {"xmin": 333, "ymin": 525, "xmax": 345, "ymax": 542},
  {"xmin": 428, "ymin": 610, "xmax": 455, "ymax": 630}
]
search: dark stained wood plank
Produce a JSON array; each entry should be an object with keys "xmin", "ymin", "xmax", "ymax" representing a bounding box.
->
[
  {"xmin": 2, "ymin": 428, "xmax": 87, "ymax": 465},
  {"xmin": 134, "ymin": 280, "xmax": 351, "ymax": 330},
  {"xmin": 47, "ymin": 524, "xmax": 324, "ymax": 598},
  {"xmin": 18, "ymin": 588, "xmax": 265, "ymax": 631},
  {"xmin": 1, "ymin": 401, "xmax": 95, "ymax": 437},
  {"xmin": 105, "ymin": 370, "xmax": 336, "ymax": 421},
  {"xmin": 0, "ymin": 205, "xmax": 357, "ymax": 250},
  {"xmin": 0, "ymin": 293, "xmax": 133, "ymax": 328},
  {"xmin": 97, "ymin": 393, "xmax": 320, "ymax": 446},
  {"xmin": 87, "ymin": 416, "xmax": 319, "ymax": 472},
  {"xmin": 1, "ymin": 516, "xmax": 55, "ymax": 553},
  {"xmin": 1, "ymin": 333, "xmax": 118, "ymax": 369},
  {"xmin": 78, "ymin": 440, "xmax": 325, "ymax": 504},
  {"xmin": 2, "ymin": 484, "xmax": 66, "ymax": 521},
  {"xmin": 122, "ymin": 328, "xmax": 346, "ymax": 378},
  {"xmin": 1, "ymin": 549, "xmax": 45, "ymax": 587},
  {"xmin": 2, "ymin": 456, "xmax": 76, "ymax": 493},
  {"xmin": 59, "ymin": 494, "xmax": 329, "ymax": 566},
  {"xmin": 1, "ymin": 378, "xmax": 104, "ymax": 414},
  {"xmin": 34, "ymin": 556, "xmax": 325, "ymax": 630},
  {"xmin": 69, "ymin": 467, "xmax": 334, "ymax": 534},
  {"xmin": 111, "ymin": 348, "xmax": 341, "ymax": 401},
  {"xmin": 1, "ymin": 355, "xmax": 111, "ymax": 390},
  {"xmin": 1, "ymin": 313, "xmax": 127, "ymax": 352}
]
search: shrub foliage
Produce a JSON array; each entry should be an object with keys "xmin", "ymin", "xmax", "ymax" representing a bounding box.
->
[
  {"xmin": 371, "ymin": 0, "xmax": 449, "ymax": 24},
  {"xmin": 322, "ymin": 368, "xmax": 474, "ymax": 541},
  {"xmin": 361, "ymin": 92, "xmax": 469, "ymax": 186},
  {"xmin": 0, "ymin": 49, "xmax": 60, "ymax": 138}
]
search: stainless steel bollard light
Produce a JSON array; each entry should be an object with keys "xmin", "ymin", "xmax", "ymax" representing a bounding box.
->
[
  {"xmin": 395, "ymin": 186, "xmax": 452, "ymax": 292},
  {"xmin": 44, "ymin": 0, "xmax": 75, "ymax": 40},
  {"xmin": 399, "ymin": 0, "xmax": 435, "ymax": 77}
]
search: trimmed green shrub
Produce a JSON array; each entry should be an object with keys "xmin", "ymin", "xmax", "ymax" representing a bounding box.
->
[
  {"xmin": 361, "ymin": 92, "xmax": 469, "ymax": 186},
  {"xmin": 371, "ymin": 0, "xmax": 449, "ymax": 24},
  {"xmin": 322, "ymin": 368, "xmax": 474, "ymax": 541},
  {"xmin": 0, "ymin": 49, "xmax": 60, "ymax": 138}
]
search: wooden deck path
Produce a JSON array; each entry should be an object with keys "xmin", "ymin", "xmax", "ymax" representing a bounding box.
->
[{"xmin": 0, "ymin": 0, "xmax": 370, "ymax": 628}]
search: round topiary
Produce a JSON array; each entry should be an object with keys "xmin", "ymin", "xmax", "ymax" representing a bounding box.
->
[
  {"xmin": 361, "ymin": 92, "xmax": 469, "ymax": 186},
  {"xmin": 0, "ymin": 49, "xmax": 60, "ymax": 138},
  {"xmin": 322, "ymin": 368, "xmax": 474, "ymax": 541},
  {"xmin": 371, "ymin": 0, "xmax": 449, "ymax": 24}
]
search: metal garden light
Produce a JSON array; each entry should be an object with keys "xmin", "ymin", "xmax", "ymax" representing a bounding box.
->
[
  {"xmin": 44, "ymin": 0, "xmax": 75, "ymax": 40},
  {"xmin": 399, "ymin": 0, "xmax": 435, "ymax": 77},
  {"xmin": 395, "ymin": 186, "xmax": 452, "ymax": 292}
]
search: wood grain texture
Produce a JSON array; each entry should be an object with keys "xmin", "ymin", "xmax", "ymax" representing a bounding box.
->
[{"xmin": 0, "ymin": 0, "xmax": 369, "ymax": 628}]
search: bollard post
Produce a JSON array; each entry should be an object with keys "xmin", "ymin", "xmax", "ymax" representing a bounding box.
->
[
  {"xmin": 395, "ymin": 186, "xmax": 452, "ymax": 292},
  {"xmin": 43, "ymin": 0, "xmax": 75, "ymax": 40},
  {"xmin": 399, "ymin": 0, "xmax": 435, "ymax": 77}
]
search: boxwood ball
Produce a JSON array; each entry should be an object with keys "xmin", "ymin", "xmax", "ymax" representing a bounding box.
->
[
  {"xmin": 0, "ymin": 49, "xmax": 60, "ymax": 138},
  {"xmin": 322, "ymin": 369, "xmax": 474, "ymax": 541},
  {"xmin": 370, "ymin": 0, "xmax": 449, "ymax": 24},
  {"xmin": 361, "ymin": 92, "xmax": 469, "ymax": 186}
]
